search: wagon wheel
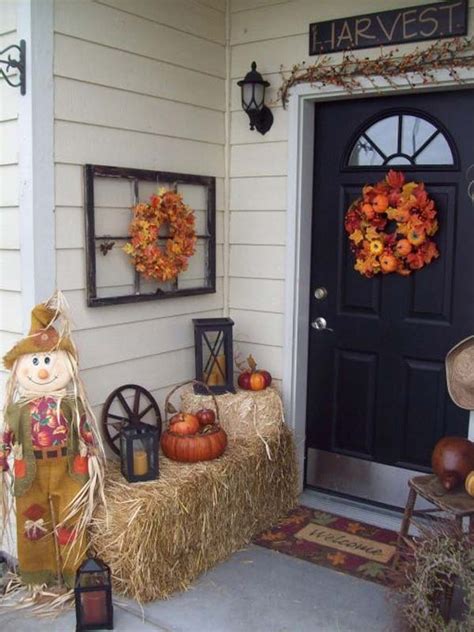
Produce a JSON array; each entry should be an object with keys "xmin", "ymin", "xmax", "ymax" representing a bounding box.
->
[{"xmin": 101, "ymin": 384, "xmax": 162, "ymax": 455}]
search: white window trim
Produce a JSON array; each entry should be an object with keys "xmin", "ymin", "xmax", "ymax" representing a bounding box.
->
[{"xmin": 283, "ymin": 70, "xmax": 474, "ymax": 490}]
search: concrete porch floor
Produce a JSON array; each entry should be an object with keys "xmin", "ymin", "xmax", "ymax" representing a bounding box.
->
[{"xmin": 1, "ymin": 490, "xmax": 407, "ymax": 632}]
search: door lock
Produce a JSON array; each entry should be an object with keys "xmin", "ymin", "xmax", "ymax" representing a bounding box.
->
[
  {"xmin": 314, "ymin": 287, "xmax": 328, "ymax": 300},
  {"xmin": 311, "ymin": 317, "xmax": 334, "ymax": 332}
]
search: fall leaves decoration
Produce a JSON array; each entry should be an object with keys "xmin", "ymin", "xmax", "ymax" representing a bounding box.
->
[
  {"xmin": 278, "ymin": 37, "xmax": 474, "ymax": 108},
  {"xmin": 345, "ymin": 170, "xmax": 439, "ymax": 278},
  {"xmin": 123, "ymin": 189, "xmax": 197, "ymax": 282}
]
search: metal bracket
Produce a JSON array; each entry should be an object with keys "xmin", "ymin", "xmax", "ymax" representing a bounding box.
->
[{"xmin": 0, "ymin": 40, "xmax": 26, "ymax": 95}]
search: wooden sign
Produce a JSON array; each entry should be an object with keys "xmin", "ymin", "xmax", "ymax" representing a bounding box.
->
[{"xmin": 309, "ymin": 0, "xmax": 468, "ymax": 55}]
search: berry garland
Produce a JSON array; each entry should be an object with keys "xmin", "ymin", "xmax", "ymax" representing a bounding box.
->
[
  {"xmin": 123, "ymin": 190, "xmax": 197, "ymax": 282},
  {"xmin": 344, "ymin": 170, "xmax": 439, "ymax": 277}
]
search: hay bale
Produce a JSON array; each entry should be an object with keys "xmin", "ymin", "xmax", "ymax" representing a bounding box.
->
[
  {"xmin": 90, "ymin": 424, "xmax": 297, "ymax": 603},
  {"xmin": 181, "ymin": 386, "xmax": 284, "ymax": 441}
]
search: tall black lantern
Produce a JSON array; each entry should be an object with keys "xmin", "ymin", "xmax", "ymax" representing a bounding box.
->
[
  {"xmin": 119, "ymin": 421, "xmax": 160, "ymax": 483},
  {"xmin": 193, "ymin": 318, "xmax": 235, "ymax": 394},
  {"xmin": 237, "ymin": 61, "xmax": 273, "ymax": 135},
  {"xmin": 75, "ymin": 557, "xmax": 113, "ymax": 631}
]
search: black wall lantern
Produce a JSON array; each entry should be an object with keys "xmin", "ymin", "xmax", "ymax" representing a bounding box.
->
[
  {"xmin": 120, "ymin": 421, "xmax": 160, "ymax": 483},
  {"xmin": 237, "ymin": 62, "xmax": 273, "ymax": 135},
  {"xmin": 193, "ymin": 318, "xmax": 235, "ymax": 394},
  {"xmin": 75, "ymin": 557, "xmax": 114, "ymax": 631}
]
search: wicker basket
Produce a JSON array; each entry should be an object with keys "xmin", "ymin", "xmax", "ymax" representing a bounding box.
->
[{"xmin": 161, "ymin": 380, "xmax": 228, "ymax": 462}]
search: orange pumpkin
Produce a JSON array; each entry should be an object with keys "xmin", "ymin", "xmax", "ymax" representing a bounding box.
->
[
  {"xmin": 396, "ymin": 239, "xmax": 412, "ymax": 256},
  {"xmin": 361, "ymin": 203, "xmax": 375, "ymax": 219},
  {"xmin": 161, "ymin": 426, "xmax": 227, "ymax": 462},
  {"xmin": 249, "ymin": 372, "xmax": 266, "ymax": 391},
  {"xmin": 373, "ymin": 194, "xmax": 389, "ymax": 212},
  {"xmin": 380, "ymin": 254, "xmax": 398, "ymax": 273}
]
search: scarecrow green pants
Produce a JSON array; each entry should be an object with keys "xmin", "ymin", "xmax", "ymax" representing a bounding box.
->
[{"xmin": 16, "ymin": 455, "xmax": 86, "ymax": 588}]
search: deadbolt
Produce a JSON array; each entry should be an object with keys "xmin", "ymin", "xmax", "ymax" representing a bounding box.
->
[{"xmin": 314, "ymin": 287, "xmax": 328, "ymax": 300}]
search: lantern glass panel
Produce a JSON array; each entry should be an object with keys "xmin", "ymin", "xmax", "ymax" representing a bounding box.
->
[
  {"xmin": 79, "ymin": 590, "xmax": 109, "ymax": 627},
  {"xmin": 201, "ymin": 330, "xmax": 227, "ymax": 387}
]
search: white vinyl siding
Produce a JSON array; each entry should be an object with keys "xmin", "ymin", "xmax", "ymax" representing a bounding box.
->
[{"xmin": 53, "ymin": 0, "xmax": 226, "ymax": 410}]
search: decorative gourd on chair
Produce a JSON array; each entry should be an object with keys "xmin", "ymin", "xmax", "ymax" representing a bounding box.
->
[
  {"xmin": 431, "ymin": 436, "xmax": 474, "ymax": 491},
  {"xmin": 0, "ymin": 292, "xmax": 106, "ymax": 594}
]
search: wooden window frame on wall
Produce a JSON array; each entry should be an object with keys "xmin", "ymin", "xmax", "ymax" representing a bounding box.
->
[{"xmin": 84, "ymin": 164, "xmax": 216, "ymax": 307}]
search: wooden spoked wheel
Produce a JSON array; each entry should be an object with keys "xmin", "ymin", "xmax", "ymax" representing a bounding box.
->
[{"xmin": 101, "ymin": 384, "xmax": 162, "ymax": 455}]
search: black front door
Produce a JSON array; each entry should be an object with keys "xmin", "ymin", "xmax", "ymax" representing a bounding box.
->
[{"xmin": 306, "ymin": 90, "xmax": 474, "ymax": 505}]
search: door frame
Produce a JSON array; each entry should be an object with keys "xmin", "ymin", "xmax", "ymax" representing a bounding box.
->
[{"xmin": 282, "ymin": 70, "xmax": 474, "ymax": 491}]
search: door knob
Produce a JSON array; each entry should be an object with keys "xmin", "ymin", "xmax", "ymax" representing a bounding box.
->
[{"xmin": 311, "ymin": 317, "xmax": 333, "ymax": 332}]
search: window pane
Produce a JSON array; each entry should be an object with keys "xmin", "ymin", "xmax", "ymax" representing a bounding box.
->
[
  {"xmin": 401, "ymin": 116, "xmax": 437, "ymax": 156},
  {"xmin": 349, "ymin": 139, "xmax": 384, "ymax": 166},
  {"xmin": 364, "ymin": 116, "xmax": 398, "ymax": 157},
  {"xmin": 415, "ymin": 133, "xmax": 454, "ymax": 165},
  {"xmin": 386, "ymin": 156, "xmax": 412, "ymax": 165}
]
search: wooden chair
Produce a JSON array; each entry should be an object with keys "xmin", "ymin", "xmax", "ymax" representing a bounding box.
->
[{"xmin": 396, "ymin": 474, "xmax": 474, "ymax": 621}]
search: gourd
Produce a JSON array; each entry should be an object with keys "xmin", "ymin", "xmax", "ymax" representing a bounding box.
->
[
  {"xmin": 465, "ymin": 471, "xmax": 474, "ymax": 496},
  {"xmin": 431, "ymin": 436, "xmax": 474, "ymax": 490},
  {"xmin": 160, "ymin": 381, "xmax": 227, "ymax": 463}
]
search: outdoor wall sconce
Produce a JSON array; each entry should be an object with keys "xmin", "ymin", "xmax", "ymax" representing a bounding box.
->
[
  {"xmin": 0, "ymin": 40, "xmax": 26, "ymax": 95},
  {"xmin": 237, "ymin": 62, "xmax": 273, "ymax": 135}
]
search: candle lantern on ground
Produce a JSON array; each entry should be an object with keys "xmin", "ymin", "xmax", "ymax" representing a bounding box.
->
[
  {"xmin": 120, "ymin": 422, "xmax": 160, "ymax": 483},
  {"xmin": 193, "ymin": 317, "xmax": 235, "ymax": 394},
  {"xmin": 75, "ymin": 557, "xmax": 113, "ymax": 631}
]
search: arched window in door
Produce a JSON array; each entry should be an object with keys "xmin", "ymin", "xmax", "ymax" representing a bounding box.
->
[{"xmin": 346, "ymin": 111, "xmax": 456, "ymax": 168}]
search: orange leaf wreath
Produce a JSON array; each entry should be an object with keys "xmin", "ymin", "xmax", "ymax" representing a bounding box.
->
[
  {"xmin": 344, "ymin": 170, "xmax": 439, "ymax": 278},
  {"xmin": 123, "ymin": 190, "xmax": 197, "ymax": 282}
]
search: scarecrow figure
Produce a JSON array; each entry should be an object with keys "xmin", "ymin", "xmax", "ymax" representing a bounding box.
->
[{"xmin": 0, "ymin": 293, "xmax": 105, "ymax": 591}]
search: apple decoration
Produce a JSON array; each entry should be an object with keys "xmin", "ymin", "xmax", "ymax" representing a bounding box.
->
[
  {"xmin": 236, "ymin": 354, "xmax": 272, "ymax": 391},
  {"xmin": 196, "ymin": 408, "xmax": 216, "ymax": 427},
  {"xmin": 169, "ymin": 412, "xmax": 200, "ymax": 435}
]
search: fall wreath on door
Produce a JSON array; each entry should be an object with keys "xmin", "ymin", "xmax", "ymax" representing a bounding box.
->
[{"xmin": 344, "ymin": 170, "xmax": 439, "ymax": 278}]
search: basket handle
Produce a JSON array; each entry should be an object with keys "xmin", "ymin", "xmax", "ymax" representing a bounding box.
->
[{"xmin": 164, "ymin": 380, "xmax": 220, "ymax": 425}]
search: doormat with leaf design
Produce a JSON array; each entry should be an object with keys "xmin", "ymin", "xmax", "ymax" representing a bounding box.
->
[{"xmin": 253, "ymin": 505, "xmax": 398, "ymax": 587}]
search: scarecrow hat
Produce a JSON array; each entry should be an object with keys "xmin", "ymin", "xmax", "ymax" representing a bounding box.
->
[
  {"xmin": 446, "ymin": 335, "xmax": 474, "ymax": 410},
  {"xmin": 3, "ymin": 295, "xmax": 77, "ymax": 370}
]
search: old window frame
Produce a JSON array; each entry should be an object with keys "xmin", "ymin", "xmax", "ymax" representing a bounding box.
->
[{"xmin": 84, "ymin": 164, "xmax": 216, "ymax": 307}]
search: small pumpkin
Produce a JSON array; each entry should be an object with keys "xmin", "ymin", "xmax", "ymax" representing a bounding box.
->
[
  {"xmin": 396, "ymin": 238, "xmax": 412, "ymax": 256},
  {"xmin": 373, "ymin": 194, "xmax": 389, "ymax": 212},
  {"xmin": 236, "ymin": 354, "xmax": 272, "ymax": 391},
  {"xmin": 380, "ymin": 253, "xmax": 398, "ymax": 273}
]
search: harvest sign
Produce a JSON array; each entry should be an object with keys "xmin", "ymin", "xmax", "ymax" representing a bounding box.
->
[{"xmin": 309, "ymin": 0, "xmax": 467, "ymax": 55}]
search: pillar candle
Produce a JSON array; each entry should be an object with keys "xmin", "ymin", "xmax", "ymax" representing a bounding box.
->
[{"xmin": 133, "ymin": 450, "xmax": 148, "ymax": 475}]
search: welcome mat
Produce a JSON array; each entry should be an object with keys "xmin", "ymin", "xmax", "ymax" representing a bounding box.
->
[{"xmin": 253, "ymin": 505, "xmax": 399, "ymax": 587}]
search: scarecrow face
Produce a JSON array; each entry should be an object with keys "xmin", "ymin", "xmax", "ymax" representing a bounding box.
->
[{"xmin": 15, "ymin": 350, "xmax": 72, "ymax": 393}]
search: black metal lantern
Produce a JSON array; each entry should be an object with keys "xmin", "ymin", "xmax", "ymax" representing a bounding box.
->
[
  {"xmin": 193, "ymin": 317, "xmax": 235, "ymax": 394},
  {"xmin": 119, "ymin": 421, "xmax": 160, "ymax": 483},
  {"xmin": 237, "ymin": 61, "xmax": 273, "ymax": 135},
  {"xmin": 75, "ymin": 557, "xmax": 113, "ymax": 631}
]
